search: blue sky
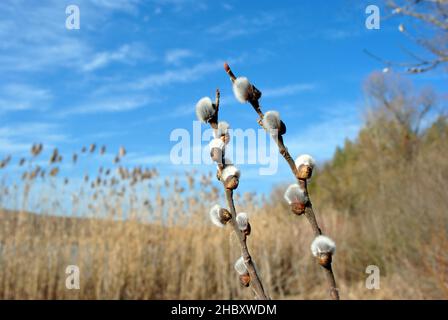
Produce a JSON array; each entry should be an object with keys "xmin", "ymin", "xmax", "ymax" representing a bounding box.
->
[{"xmin": 0, "ymin": 0, "xmax": 447, "ymax": 195}]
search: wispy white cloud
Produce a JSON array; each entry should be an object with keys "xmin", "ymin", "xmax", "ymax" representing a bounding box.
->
[
  {"xmin": 0, "ymin": 84, "xmax": 52, "ymax": 113},
  {"xmin": 263, "ymin": 83, "xmax": 316, "ymax": 98},
  {"xmin": 94, "ymin": 56, "xmax": 244, "ymax": 96},
  {"xmin": 0, "ymin": 2, "xmax": 85, "ymax": 72},
  {"xmin": 58, "ymin": 95, "xmax": 154, "ymax": 117},
  {"xmin": 143, "ymin": 102, "xmax": 194, "ymax": 123},
  {"xmin": 90, "ymin": 0, "xmax": 142, "ymax": 13},
  {"xmin": 0, "ymin": 139, "xmax": 30, "ymax": 154},
  {"xmin": 165, "ymin": 49, "xmax": 195, "ymax": 65},
  {"xmin": 150, "ymin": 0, "xmax": 208, "ymax": 13},
  {"xmin": 126, "ymin": 152, "xmax": 171, "ymax": 165},
  {"xmin": 207, "ymin": 13, "xmax": 278, "ymax": 39},
  {"xmin": 0, "ymin": 0, "xmax": 145, "ymax": 73},
  {"xmin": 320, "ymin": 29, "xmax": 361, "ymax": 40},
  {"xmin": 221, "ymin": 3, "xmax": 233, "ymax": 11},
  {"xmin": 0, "ymin": 122, "xmax": 71, "ymax": 154},
  {"xmin": 0, "ymin": 123, "xmax": 68, "ymax": 142},
  {"xmin": 82, "ymin": 44, "xmax": 150, "ymax": 72},
  {"xmin": 132, "ymin": 59, "xmax": 224, "ymax": 89},
  {"xmin": 57, "ymin": 56, "xmax": 242, "ymax": 118}
]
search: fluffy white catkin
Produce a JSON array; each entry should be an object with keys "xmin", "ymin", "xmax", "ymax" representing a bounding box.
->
[
  {"xmin": 262, "ymin": 111, "xmax": 281, "ymax": 132},
  {"xmin": 284, "ymin": 183, "xmax": 308, "ymax": 205},
  {"xmin": 221, "ymin": 165, "xmax": 240, "ymax": 181},
  {"xmin": 209, "ymin": 204, "xmax": 225, "ymax": 227},
  {"xmin": 236, "ymin": 212, "xmax": 249, "ymax": 231},
  {"xmin": 295, "ymin": 154, "xmax": 316, "ymax": 169},
  {"xmin": 311, "ymin": 235, "xmax": 336, "ymax": 257},
  {"xmin": 195, "ymin": 97, "xmax": 216, "ymax": 123},
  {"xmin": 232, "ymin": 77, "xmax": 251, "ymax": 103}
]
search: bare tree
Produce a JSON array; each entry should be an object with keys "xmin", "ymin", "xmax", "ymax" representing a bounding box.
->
[
  {"xmin": 364, "ymin": 71, "xmax": 437, "ymax": 158},
  {"xmin": 366, "ymin": 0, "xmax": 448, "ymax": 73}
]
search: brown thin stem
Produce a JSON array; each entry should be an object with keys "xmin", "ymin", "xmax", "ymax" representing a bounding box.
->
[
  {"xmin": 324, "ymin": 264, "xmax": 340, "ymax": 300},
  {"xmin": 225, "ymin": 189, "xmax": 269, "ymax": 300},
  {"xmin": 209, "ymin": 89, "xmax": 220, "ymax": 130},
  {"xmin": 299, "ymin": 179, "xmax": 322, "ymax": 237},
  {"xmin": 224, "ymin": 62, "xmax": 339, "ymax": 300}
]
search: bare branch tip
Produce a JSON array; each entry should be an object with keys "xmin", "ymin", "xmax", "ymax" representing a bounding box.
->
[{"xmin": 224, "ymin": 62, "xmax": 230, "ymax": 72}]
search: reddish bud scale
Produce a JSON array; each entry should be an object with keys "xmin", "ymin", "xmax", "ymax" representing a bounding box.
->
[
  {"xmin": 318, "ymin": 253, "xmax": 332, "ymax": 268},
  {"xmin": 297, "ymin": 164, "xmax": 313, "ymax": 180},
  {"xmin": 291, "ymin": 202, "xmax": 306, "ymax": 215},
  {"xmin": 239, "ymin": 274, "xmax": 251, "ymax": 287},
  {"xmin": 224, "ymin": 176, "xmax": 239, "ymax": 190}
]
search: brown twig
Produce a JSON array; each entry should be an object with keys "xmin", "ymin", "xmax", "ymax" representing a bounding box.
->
[
  {"xmin": 224, "ymin": 63, "xmax": 339, "ymax": 300},
  {"xmin": 225, "ymin": 189, "xmax": 269, "ymax": 300},
  {"xmin": 205, "ymin": 88, "xmax": 269, "ymax": 300}
]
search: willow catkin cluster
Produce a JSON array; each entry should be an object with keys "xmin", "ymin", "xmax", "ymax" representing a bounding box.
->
[
  {"xmin": 223, "ymin": 62, "xmax": 339, "ymax": 300},
  {"xmin": 195, "ymin": 91, "xmax": 267, "ymax": 299}
]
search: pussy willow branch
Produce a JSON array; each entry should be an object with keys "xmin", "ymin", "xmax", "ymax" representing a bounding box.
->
[
  {"xmin": 225, "ymin": 189, "xmax": 269, "ymax": 300},
  {"xmin": 225, "ymin": 64, "xmax": 339, "ymax": 300},
  {"xmin": 210, "ymin": 89, "xmax": 269, "ymax": 300}
]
